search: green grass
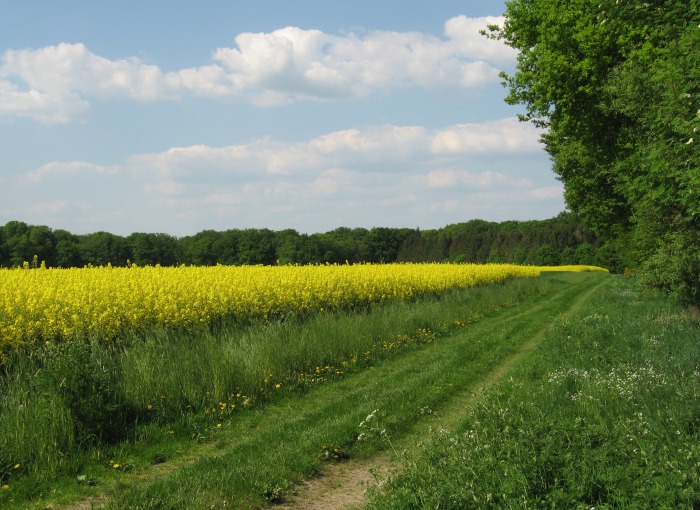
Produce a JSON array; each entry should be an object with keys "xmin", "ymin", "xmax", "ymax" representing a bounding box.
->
[{"xmin": 365, "ymin": 275, "xmax": 700, "ymax": 509}]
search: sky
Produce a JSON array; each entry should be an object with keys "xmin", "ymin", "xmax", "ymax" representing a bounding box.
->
[{"xmin": 0, "ymin": 1, "xmax": 564, "ymax": 237}]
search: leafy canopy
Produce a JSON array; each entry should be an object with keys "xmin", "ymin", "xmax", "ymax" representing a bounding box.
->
[{"xmin": 489, "ymin": 0, "xmax": 700, "ymax": 302}]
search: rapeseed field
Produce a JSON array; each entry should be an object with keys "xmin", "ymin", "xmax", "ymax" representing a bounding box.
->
[{"xmin": 0, "ymin": 262, "xmax": 605, "ymax": 361}]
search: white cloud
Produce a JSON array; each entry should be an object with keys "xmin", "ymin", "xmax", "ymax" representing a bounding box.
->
[
  {"xmin": 444, "ymin": 16, "xmax": 517, "ymax": 67},
  {"xmin": 125, "ymin": 118, "xmax": 540, "ymax": 200},
  {"xmin": 0, "ymin": 78, "xmax": 89, "ymax": 123},
  {"xmin": 8, "ymin": 118, "xmax": 560, "ymax": 235},
  {"xmin": 1, "ymin": 43, "xmax": 180, "ymax": 100},
  {"xmin": 310, "ymin": 125, "xmax": 429, "ymax": 160},
  {"xmin": 532, "ymin": 185, "xmax": 565, "ymax": 199},
  {"xmin": 431, "ymin": 117, "xmax": 543, "ymax": 153},
  {"xmin": 29, "ymin": 200, "xmax": 90, "ymax": 215},
  {"xmin": 0, "ymin": 16, "xmax": 514, "ymax": 122},
  {"xmin": 412, "ymin": 170, "xmax": 533, "ymax": 190},
  {"xmin": 24, "ymin": 161, "xmax": 121, "ymax": 183}
]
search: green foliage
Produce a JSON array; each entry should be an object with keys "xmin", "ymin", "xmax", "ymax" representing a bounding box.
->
[
  {"xmin": 54, "ymin": 229, "xmax": 83, "ymax": 268},
  {"xmin": 48, "ymin": 343, "xmax": 136, "ymax": 446},
  {"xmin": 0, "ymin": 215, "xmax": 610, "ymax": 269},
  {"xmin": 640, "ymin": 230, "xmax": 700, "ymax": 305},
  {"xmin": 127, "ymin": 232, "xmax": 181, "ymax": 266},
  {"xmin": 93, "ymin": 274, "xmax": 610, "ymax": 510},
  {"xmin": 0, "ymin": 357, "xmax": 76, "ymax": 481},
  {"xmin": 78, "ymin": 231, "xmax": 131, "ymax": 267},
  {"xmin": 534, "ymin": 244, "xmax": 560, "ymax": 266},
  {"xmin": 491, "ymin": 0, "xmax": 700, "ymax": 301}
]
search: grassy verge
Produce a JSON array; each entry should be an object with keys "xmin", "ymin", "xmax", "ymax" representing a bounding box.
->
[{"xmin": 366, "ymin": 275, "xmax": 700, "ymax": 508}]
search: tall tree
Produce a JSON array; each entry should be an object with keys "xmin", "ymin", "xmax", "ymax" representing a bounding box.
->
[
  {"xmin": 79, "ymin": 232, "xmax": 131, "ymax": 266},
  {"xmin": 490, "ymin": 0, "xmax": 700, "ymax": 302},
  {"xmin": 54, "ymin": 229, "xmax": 84, "ymax": 268},
  {"xmin": 127, "ymin": 232, "xmax": 181, "ymax": 266}
]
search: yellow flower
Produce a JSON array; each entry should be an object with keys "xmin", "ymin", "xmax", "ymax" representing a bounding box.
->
[
  {"xmin": 0, "ymin": 262, "xmax": 606, "ymax": 357},
  {"xmin": 216, "ymin": 423, "xmax": 222, "ymax": 428},
  {"xmin": 113, "ymin": 463, "xmax": 120, "ymax": 469},
  {"xmin": 13, "ymin": 463, "xmax": 20, "ymax": 470},
  {"xmin": 1, "ymin": 484, "xmax": 9, "ymax": 490},
  {"xmin": 275, "ymin": 383, "xmax": 281, "ymax": 389}
]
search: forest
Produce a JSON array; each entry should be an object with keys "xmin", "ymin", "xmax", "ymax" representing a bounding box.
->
[{"xmin": 0, "ymin": 212, "xmax": 617, "ymax": 270}]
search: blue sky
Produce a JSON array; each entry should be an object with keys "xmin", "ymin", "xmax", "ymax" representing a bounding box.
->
[{"xmin": 0, "ymin": 1, "xmax": 564, "ymax": 236}]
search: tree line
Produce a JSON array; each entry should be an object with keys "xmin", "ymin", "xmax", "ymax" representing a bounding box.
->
[
  {"xmin": 489, "ymin": 0, "xmax": 699, "ymax": 303},
  {"xmin": 0, "ymin": 213, "xmax": 618, "ymax": 270}
]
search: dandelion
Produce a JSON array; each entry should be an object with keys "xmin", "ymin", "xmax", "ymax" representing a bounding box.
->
[
  {"xmin": 216, "ymin": 423, "xmax": 222, "ymax": 428},
  {"xmin": 113, "ymin": 463, "xmax": 120, "ymax": 469},
  {"xmin": 275, "ymin": 383, "xmax": 281, "ymax": 389},
  {"xmin": 1, "ymin": 485, "xmax": 9, "ymax": 490},
  {"xmin": 13, "ymin": 463, "xmax": 20, "ymax": 470}
]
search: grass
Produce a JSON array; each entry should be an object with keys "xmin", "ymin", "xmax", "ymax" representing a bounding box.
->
[
  {"xmin": 97, "ymin": 273, "xmax": 608, "ymax": 509},
  {"xmin": 365, "ymin": 274, "xmax": 700, "ymax": 509}
]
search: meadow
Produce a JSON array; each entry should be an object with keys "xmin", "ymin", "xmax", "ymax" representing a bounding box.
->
[{"xmin": 3, "ymin": 263, "xmax": 695, "ymax": 509}]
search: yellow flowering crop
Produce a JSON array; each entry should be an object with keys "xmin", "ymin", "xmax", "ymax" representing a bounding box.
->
[{"xmin": 0, "ymin": 262, "xmax": 606, "ymax": 361}]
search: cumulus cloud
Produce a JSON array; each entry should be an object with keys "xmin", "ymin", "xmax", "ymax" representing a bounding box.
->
[
  {"xmin": 10, "ymin": 118, "xmax": 560, "ymax": 234},
  {"xmin": 0, "ymin": 16, "xmax": 514, "ymax": 122},
  {"xmin": 2, "ymin": 43, "xmax": 181, "ymax": 99},
  {"xmin": 125, "ymin": 118, "xmax": 541, "ymax": 198},
  {"xmin": 29, "ymin": 200, "xmax": 91, "ymax": 215},
  {"xmin": 0, "ymin": 78, "xmax": 89, "ymax": 123},
  {"xmin": 431, "ymin": 118, "xmax": 543, "ymax": 153},
  {"xmin": 24, "ymin": 161, "xmax": 121, "ymax": 183},
  {"xmin": 444, "ymin": 16, "xmax": 516, "ymax": 67},
  {"xmin": 411, "ymin": 170, "xmax": 532, "ymax": 190}
]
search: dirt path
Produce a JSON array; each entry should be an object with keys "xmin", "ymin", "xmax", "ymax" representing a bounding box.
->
[
  {"xmin": 272, "ymin": 341, "xmax": 531, "ymax": 510},
  {"xmin": 273, "ymin": 456, "xmax": 393, "ymax": 510},
  {"xmin": 272, "ymin": 275, "xmax": 607, "ymax": 510}
]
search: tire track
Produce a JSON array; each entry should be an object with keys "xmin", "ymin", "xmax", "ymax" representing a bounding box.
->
[
  {"xmin": 275, "ymin": 273, "xmax": 609, "ymax": 510},
  {"xmin": 58, "ymin": 273, "xmax": 609, "ymax": 510}
]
